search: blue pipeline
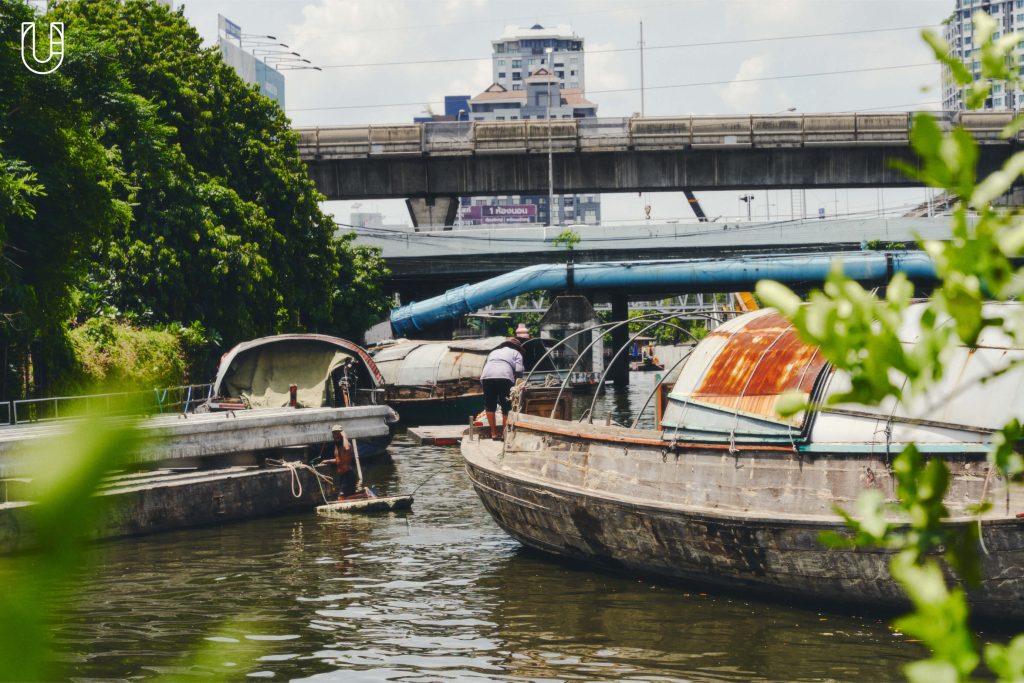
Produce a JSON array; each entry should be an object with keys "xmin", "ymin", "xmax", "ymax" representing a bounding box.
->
[{"xmin": 389, "ymin": 252, "xmax": 937, "ymax": 336}]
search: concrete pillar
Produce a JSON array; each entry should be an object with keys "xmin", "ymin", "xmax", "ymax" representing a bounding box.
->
[
  {"xmin": 610, "ymin": 294, "xmax": 630, "ymax": 386},
  {"xmin": 406, "ymin": 196, "xmax": 459, "ymax": 230}
]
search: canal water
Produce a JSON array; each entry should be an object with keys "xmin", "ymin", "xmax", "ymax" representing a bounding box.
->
[{"xmin": 55, "ymin": 373, "xmax": 922, "ymax": 681}]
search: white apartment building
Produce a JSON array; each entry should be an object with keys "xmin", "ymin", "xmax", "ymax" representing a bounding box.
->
[
  {"xmin": 943, "ymin": 0, "xmax": 1024, "ymax": 110},
  {"xmin": 490, "ymin": 24, "xmax": 585, "ymax": 95}
]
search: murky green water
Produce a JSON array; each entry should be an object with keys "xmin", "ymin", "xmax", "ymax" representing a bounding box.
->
[{"xmin": 50, "ymin": 374, "xmax": 923, "ymax": 681}]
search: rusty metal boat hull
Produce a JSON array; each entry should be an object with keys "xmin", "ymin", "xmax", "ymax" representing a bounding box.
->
[{"xmin": 461, "ymin": 416, "xmax": 1024, "ymax": 619}]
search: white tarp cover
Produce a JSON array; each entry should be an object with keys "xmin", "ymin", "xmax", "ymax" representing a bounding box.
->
[
  {"xmin": 223, "ymin": 341, "xmax": 353, "ymax": 408},
  {"xmin": 373, "ymin": 337, "xmax": 504, "ymax": 386}
]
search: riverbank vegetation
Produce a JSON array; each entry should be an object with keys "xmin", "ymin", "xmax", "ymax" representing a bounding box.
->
[{"xmin": 0, "ymin": 0, "xmax": 389, "ymax": 401}]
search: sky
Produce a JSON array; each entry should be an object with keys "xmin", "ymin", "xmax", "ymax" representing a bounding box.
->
[{"xmin": 175, "ymin": 0, "xmax": 954, "ymax": 226}]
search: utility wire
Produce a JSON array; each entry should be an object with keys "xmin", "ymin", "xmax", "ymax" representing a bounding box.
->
[
  {"xmin": 290, "ymin": 62, "xmax": 934, "ymax": 112},
  {"xmin": 317, "ymin": 24, "xmax": 935, "ymax": 70}
]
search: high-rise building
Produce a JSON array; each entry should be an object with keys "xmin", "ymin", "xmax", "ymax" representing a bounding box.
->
[
  {"xmin": 490, "ymin": 24, "xmax": 585, "ymax": 94},
  {"xmin": 462, "ymin": 24, "xmax": 601, "ymax": 226},
  {"xmin": 942, "ymin": 0, "xmax": 1024, "ymax": 110}
]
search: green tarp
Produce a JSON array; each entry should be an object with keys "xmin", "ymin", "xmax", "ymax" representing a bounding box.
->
[{"xmin": 223, "ymin": 341, "xmax": 353, "ymax": 408}]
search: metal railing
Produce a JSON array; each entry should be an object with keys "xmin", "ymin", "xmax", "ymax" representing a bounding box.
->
[
  {"xmin": 4, "ymin": 383, "xmax": 214, "ymax": 426},
  {"xmin": 296, "ymin": 110, "xmax": 1019, "ymax": 159}
]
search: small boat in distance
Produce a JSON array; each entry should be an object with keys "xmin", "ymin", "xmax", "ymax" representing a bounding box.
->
[
  {"xmin": 462, "ymin": 305, "xmax": 1024, "ymax": 618},
  {"xmin": 372, "ymin": 336, "xmax": 559, "ymax": 425},
  {"xmin": 204, "ymin": 334, "xmax": 398, "ymax": 458}
]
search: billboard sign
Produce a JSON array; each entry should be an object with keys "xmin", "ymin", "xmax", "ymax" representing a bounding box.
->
[
  {"xmin": 460, "ymin": 204, "xmax": 537, "ymax": 224},
  {"xmin": 218, "ymin": 14, "xmax": 242, "ymax": 40}
]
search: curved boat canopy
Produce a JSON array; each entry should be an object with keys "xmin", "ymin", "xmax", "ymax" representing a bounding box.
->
[
  {"xmin": 372, "ymin": 337, "xmax": 505, "ymax": 387},
  {"xmin": 662, "ymin": 304, "xmax": 1024, "ymax": 449},
  {"xmin": 213, "ymin": 334, "xmax": 384, "ymax": 409}
]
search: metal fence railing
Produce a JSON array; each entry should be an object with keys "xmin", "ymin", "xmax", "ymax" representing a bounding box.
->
[{"xmin": 5, "ymin": 383, "xmax": 214, "ymax": 426}]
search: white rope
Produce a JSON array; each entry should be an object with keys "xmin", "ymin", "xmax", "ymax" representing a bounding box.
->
[{"xmin": 267, "ymin": 459, "xmax": 334, "ymax": 504}]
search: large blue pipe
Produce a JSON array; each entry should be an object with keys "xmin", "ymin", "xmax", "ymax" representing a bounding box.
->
[{"xmin": 389, "ymin": 252, "xmax": 937, "ymax": 336}]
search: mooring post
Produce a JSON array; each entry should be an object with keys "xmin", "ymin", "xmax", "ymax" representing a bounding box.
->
[{"xmin": 610, "ymin": 294, "xmax": 630, "ymax": 386}]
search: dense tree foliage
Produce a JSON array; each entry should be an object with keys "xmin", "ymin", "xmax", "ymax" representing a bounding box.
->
[{"xmin": 0, "ymin": 0, "xmax": 389, "ymax": 398}]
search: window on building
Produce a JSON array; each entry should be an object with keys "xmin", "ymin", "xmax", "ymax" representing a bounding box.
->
[
  {"xmin": 512, "ymin": 59, "xmax": 522, "ymax": 68},
  {"xmin": 995, "ymin": 97, "xmax": 1004, "ymax": 105},
  {"xmin": 498, "ymin": 72, "xmax": 506, "ymax": 78},
  {"xmin": 511, "ymin": 116, "xmax": 518, "ymax": 120},
  {"xmin": 556, "ymin": 70, "xmax": 565, "ymax": 78},
  {"xmin": 570, "ymin": 69, "xmax": 576, "ymax": 76},
  {"xmin": 498, "ymin": 59, "xmax": 505, "ymax": 66},
  {"xmin": 512, "ymin": 72, "xmax": 521, "ymax": 80},
  {"xmin": 512, "ymin": 83, "xmax": 522, "ymax": 90},
  {"xmin": 496, "ymin": 116, "xmax": 505, "ymax": 121},
  {"xmin": 496, "ymin": 43, "xmax": 506, "ymax": 53}
]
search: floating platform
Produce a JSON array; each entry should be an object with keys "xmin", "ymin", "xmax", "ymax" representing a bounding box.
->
[
  {"xmin": 407, "ymin": 425, "xmax": 467, "ymax": 446},
  {"xmin": 0, "ymin": 405, "xmax": 393, "ymax": 478},
  {"xmin": 316, "ymin": 494, "xmax": 414, "ymax": 515},
  {"xmin": 0, "ymin": 404, "xmax": 401, "ymax": 553},
  {"xmin": 0, "ymin": 463, "xmax": 336, "ymax": 554}
]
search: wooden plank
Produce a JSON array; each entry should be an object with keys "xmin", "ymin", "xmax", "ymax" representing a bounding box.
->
[{"xmin": 407, "ymin": 425, "xmax": 467, "ymax": 446}]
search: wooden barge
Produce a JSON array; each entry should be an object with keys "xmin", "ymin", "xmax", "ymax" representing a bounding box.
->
[
  {"xmin": 0, "ymin": 404, "xmax": 395, "ymax": 553},
  {"xmin": 462, "ymin": 306, "xmax": 1024, "ymax": 618}
]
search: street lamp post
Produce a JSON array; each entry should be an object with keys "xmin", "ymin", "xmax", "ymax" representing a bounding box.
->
[
  {"xmin": 545, "ymin": 46, "xmax": 555, "ymax": 227},
  {"xmin": 740, "ymin": 194, "xmax": 754, "ymax": 221}
]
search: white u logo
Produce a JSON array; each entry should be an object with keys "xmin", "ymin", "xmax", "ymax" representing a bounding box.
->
[{"xmin": 21, "ymin": 22, "xmax": 64, "ymax": 75}]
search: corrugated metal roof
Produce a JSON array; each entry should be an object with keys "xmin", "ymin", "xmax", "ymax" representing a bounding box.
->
[
  {"xmin": 666, "ymin": 309, "xmax": 826, "ymax": 433},
  {"xmin": 662, "ymin": 302, "xmax": 1024, "ymax": 448}
]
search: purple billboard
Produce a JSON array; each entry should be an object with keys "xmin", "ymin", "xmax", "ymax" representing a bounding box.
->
[{"xmin": 459, "ymin": 204, "xmax": 537, "ymax": 225}]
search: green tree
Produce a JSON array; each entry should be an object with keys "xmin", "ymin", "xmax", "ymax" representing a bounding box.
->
[
  {"xmin": 757, "ymin": 12, "xmax": 1024, "ymax": 681},
  {"xmin": 0, "ymin": 0, "xmax": 141, "ymax": 398},
  {"xmin": 52, "ymin": 0, "xmax": 389, "ymax": 356}
]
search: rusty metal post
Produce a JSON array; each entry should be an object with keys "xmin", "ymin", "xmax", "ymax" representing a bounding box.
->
[
  {"xmin": 289, "ymin": 384, "xmax": 298, "ymax": 407},
  {"xmin": 610, "ymin": 294, "xmax": 630, "ymax": 386}
]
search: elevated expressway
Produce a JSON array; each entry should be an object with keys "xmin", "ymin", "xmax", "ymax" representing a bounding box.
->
[{"xmin": 298, "ymin": 111, "xmax": 1018, "ymax": 225}]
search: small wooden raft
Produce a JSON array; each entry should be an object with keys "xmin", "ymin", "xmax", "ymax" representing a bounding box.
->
[
  {"xmin": 316, "ymin": 494, "xmax": 414, "ymax": 515},
  {"xmin": 407, "ymin": 425, "xmax": 467, "ymax": 446}
]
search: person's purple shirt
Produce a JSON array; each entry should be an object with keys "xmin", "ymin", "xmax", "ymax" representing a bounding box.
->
[{"xmin": 480, "ymin": 346, "xmax": 524, "ymax": 382}]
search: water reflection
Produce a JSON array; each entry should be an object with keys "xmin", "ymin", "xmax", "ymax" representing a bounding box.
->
[{"xmin": 47, "ymin": 375, "xmax": 922, "ymax": 681}]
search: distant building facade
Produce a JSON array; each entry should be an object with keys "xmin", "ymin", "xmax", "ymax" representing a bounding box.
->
[
  {"xmin": 458, "ymin": 24, "xmax": 600, "ymax": 227},
  {"xmin": 942, "ymin": 0, "xmax": 1024, "ymax": 110}
]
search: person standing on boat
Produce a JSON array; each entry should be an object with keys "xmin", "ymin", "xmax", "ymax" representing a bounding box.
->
[{"xmin": 480, "ymin": 338, "xmax": 524, "ymax": 440}]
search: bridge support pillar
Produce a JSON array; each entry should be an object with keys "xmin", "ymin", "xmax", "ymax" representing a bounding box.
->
[
  {"xmin": 610, "ymin": 294, "xmax": 630, "ymax": 387},
  {"xmin": 406, "ymin": 196, "xmax": 459, "ymax": 230}
]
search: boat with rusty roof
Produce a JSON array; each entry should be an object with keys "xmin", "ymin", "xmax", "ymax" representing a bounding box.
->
[{"xmin": 461, "ymin": 305, "xmax": 1024, "ymax": 618}]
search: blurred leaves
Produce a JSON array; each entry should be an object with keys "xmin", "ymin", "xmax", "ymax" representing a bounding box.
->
[
  {"xmin": 0, "ymin": 420, "xmax": 137, "ymax": 682},
  {"xmin": 768, "ymin": 15, "xmax": 1024, "ymax": 682}
]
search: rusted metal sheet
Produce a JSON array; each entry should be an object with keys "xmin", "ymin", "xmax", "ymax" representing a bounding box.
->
[{"xmin": 666, "ymin": 310, "xmax": 826, "ymax": 432}]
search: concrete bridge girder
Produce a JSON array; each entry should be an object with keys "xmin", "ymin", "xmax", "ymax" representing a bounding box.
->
[{"xmin": 307, "ymin": 146, "xmax": 1015, "ymax": 201}]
